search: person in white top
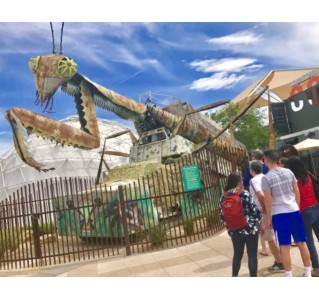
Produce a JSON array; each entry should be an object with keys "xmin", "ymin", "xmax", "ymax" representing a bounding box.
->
[
  {"xmin": 249, "ymin": 160, "xmax": 284, "ymax": 272},
  {"xmin": 261, "ymin": 150, "xmax": 311, "ymax": 277}
]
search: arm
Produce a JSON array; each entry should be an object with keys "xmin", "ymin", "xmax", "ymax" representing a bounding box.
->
[
  {"xmin": 261, "ymin": 176, "xmax": 272, "ymax": 227},
  {"xmin": 255, "ymin": 190, "xmax": 266, "ymax": 212},
  {"xmin": 263, "ymin": 190, "xmax": 273, "ymax": 227},
  {"xmin": 242, "ymin": 191, "xmax": 261, "ymax": 223},
  {"xmin": 292, "ymin": 182, "xmax": 300, "ymax": 206}
]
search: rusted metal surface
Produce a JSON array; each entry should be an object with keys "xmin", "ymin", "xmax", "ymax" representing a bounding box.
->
[
  {"xmin": 0, "ymin": 145, "xmax": 243, "ymax": 270},
  {"xmin": 5, "ymin": 53, "xmax": 247, "ymax": 173}
]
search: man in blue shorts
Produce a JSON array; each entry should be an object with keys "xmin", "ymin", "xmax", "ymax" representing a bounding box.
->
[{"xmin": 261, "ymin": 149, "xmax": 311, "ymax": 277}]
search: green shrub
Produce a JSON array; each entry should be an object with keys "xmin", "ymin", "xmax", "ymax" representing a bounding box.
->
[
  {"xmin": 205, "ymin": 208, "xmax": 221, "ymax": 229},
  {"xmin": 183, "ymin": 218, "xmax": 195, "ymax": 235},
  {"xmin": 147, "ymin": 224, "xmax": 167, "ymax": 246},
  {"xmin": 0, "ymin": 228, "xmax": 21, "ymax": 258},
  {"xmin": 205, "ymin": 213, "xmax": 215, "ymax": 228},
  {"xmin": 134, "ymin": 229, "xmax": 147, "ymax": 242},
  {"xmin": 38, "ymin": 222, "xmax": 56, "ymax": 235}
]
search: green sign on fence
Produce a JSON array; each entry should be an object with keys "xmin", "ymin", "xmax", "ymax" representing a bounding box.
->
[{"xmin": 181, "ymin": 164, "xmax": 202, "ymax": 192}]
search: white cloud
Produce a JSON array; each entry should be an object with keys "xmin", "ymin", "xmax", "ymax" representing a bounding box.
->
[
  {"xmin": 190, "ymin": 72, "xmax": 247, "ymax": 91},
  {"xmin": 189, "ymin": 58, "xmax": 261, "ymax": 73},
  {"xmin": 188, "ymin": 57, "xmax": 262, "ymax": 91},
  {"xmin": 0, "ymin": 23, "xmax": 170, "ymax": 77},
  {"xmin": 208, "ymin": 23, "xmax": 319, "ymax": 68},
  {"xmin": 208, "ymin": 30, "xmax": 261, "ymax": 46}
]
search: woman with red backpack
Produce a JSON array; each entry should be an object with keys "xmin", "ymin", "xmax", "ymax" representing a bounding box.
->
[{"xmin": 219, "ymin": 172, "xmax": 261, "ymax": 277}]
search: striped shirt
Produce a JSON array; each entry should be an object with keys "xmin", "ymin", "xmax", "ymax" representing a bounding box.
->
[{"xmin": 261, "ymin": 167, "xmax": 299, "ymax": 215}]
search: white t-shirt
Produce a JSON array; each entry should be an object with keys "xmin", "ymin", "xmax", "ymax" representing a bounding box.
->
[
  {"xmin": 261, "ymin": 167, "xmax": 299, "ymax": 215},
  {"xmin": 250, "ymin": 173, "xmax": 264, "ymax": 212}
]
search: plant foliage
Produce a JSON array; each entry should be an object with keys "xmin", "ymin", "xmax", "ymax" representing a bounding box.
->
[{"xmin": 210, "ymin": 104, "xmax": 270, "ymax": 151}]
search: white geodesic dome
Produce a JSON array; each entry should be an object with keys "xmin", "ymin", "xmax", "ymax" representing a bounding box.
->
[{"xmin": 0, "ymin": 116, "xmax": 135, "ymax": 201}]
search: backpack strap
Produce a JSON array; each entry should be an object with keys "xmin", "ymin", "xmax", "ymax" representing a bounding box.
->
[{"xmin": 236, "ymin": 189, "xmax": 243, "ymax": 195}]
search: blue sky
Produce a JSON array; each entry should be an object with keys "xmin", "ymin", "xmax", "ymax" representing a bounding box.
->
[{"xmin": 1, "ymin": 22, "xmax": 319, "ymax": 155}]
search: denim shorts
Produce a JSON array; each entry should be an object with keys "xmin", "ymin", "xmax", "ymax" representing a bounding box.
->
[{"xmin": 272, "ymin": 211, "xmax": 307, "ymax": 246}]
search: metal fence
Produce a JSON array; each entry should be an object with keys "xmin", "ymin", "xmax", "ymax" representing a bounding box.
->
[{"xmin": 0, "ymin": 144, "xmax": 245, "ymax": 270}]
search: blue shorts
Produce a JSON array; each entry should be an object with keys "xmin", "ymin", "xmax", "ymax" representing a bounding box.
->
[{"xmin": 272, "ymin": 211, "xmax": 307, "ymax": 246}]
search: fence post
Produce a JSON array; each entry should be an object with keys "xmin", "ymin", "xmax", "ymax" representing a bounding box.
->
[
  {"xmin": 31, "ymin": 213, "xmax": 42, "ymax": 259},
  {"xmin": 118, "ymin": 185, "xmax": 131, "ymax": 256}
]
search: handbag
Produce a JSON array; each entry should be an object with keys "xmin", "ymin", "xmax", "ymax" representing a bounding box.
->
[{"xmin": 308, "ymin": 172, "xmax": 319, "ymax": 203}]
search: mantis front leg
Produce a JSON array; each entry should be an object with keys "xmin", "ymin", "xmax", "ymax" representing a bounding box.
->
[{"xmin": 5, "ymin": 81, "xmax": 101, "ymax": 171}]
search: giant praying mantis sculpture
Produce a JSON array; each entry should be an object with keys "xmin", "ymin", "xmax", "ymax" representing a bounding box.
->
[{"xmin": 4, "ymin": 53, "xmax": 246, "ymax": 172}]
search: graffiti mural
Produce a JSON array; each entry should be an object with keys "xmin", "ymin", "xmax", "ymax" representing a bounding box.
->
[{"xmin": 55, "ymin": 186, "xmax": 158, "ymax": 238}]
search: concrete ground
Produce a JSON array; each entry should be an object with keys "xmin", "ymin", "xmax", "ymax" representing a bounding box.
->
[{"xmin": 0, "ymin": 230, "xmax": 314, "ymax": 277}]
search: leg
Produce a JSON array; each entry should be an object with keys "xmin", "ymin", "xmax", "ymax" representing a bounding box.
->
[
  {"xmin": 231, "ymin": 232, "xmax": 245, "ymax": 277},
  {"xmin": 245, "ymin": 234, "xmax": 259, "ymax": 277},
  {"xmin": 313, "ymin": 219, "xmax": 319, "ymax": 242},
  {"xmin": 297, "ymin": 242, "xmax": 311, "ymax": 268},
  {"xmin": 291, "ymin": 211, "xmax": 311, "ymax": 268},
  {"xmin": 279, "ymin": 245, "xmax": 292, "ymax": 271},
  {"xmin": 261, "ymin": 213, "xmax": 282, "ymax": 263},
  {"xmin": 272, "ymin": 213, "xmax": 293, "ymax": 273},
  {"xmin": 5, "ymin": 80, "xmax": 101, "ymax": 171},
  {"xmin": 268, "ymin": 239, "xmax": 282, "ymax": 263},
  {"xmin": 311, "ymin": 206, "xmax": 319, "ymax": 241},
  {"xmin": 291, "ymin": 211, "xmax": 311, "ymax": 276},
  {"xmin": 5, "ymin": 106, "xmax": 100, "ymax": 171},
  {"xmin": 259, "ymin": 238, "xmax": 268, "ymax": 255},
  {"xmin": 301, "ymin": 209, "xmax": 319, "ymax": 269}
]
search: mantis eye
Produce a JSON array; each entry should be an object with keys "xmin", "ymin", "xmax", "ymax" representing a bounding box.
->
[
  {"xmin": 58, "ymin": 57, "xmax": 77, "ymax": 78},
  {"xmin": 28, "ymin": 56, "xmax": 40, "ymax": 74}
]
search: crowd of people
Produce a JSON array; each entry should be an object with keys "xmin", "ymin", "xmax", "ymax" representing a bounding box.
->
[{"xmin": 219, "ymin": 148, "xmax": 319, "ymax": 277}]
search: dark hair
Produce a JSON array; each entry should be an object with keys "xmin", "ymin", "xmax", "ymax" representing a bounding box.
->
[
  {"xmin": 286, "ymin": 156, "xmax": 309, "ymax": 184},
  {"xmin": 224, "ymin": 172, "xmax": 242, "ymax": 191},
  {"xmin": 278, "ymin": 157, "xmax": 288, "ymax": 167},
  {"xmin": 263, "ymin": 149, "xmax": 279, "ymax": 163},
  {"xmin": 251, "ymin": 149, "xmax": 264, "ymax": 160},
  {"xmin": 249, "ymin": 160, "xmax": 262, "ymax": 174}
]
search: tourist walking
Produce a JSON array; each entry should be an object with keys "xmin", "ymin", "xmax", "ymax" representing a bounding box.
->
[
  {"xmin": 243, "ymin": 149, "xmax": 269, "ymax": 256},
  {"xmin": 286, "ymin": 156, "xmax": 319, "ymax": 277},
  {"xmin": 219, "ymin": 172, "xmax": 261, "ymax": 277},
  {"xmin": 261, "ymin": 150, "xmax": 312, "ymax": 277},
  {"xmin": 243, "ymin": 149, "xmax": 269, "ymax": 190},
  {"xmin": 249, "ymin": 160, "xmax": 284, "ymax": 272}
]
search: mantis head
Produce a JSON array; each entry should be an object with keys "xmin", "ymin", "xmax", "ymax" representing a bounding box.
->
[{"xmin": 29, "ymin": 54, "xmax": 77, "ymax": 112}]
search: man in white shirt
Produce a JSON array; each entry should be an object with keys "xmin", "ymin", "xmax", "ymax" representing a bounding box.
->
[{"xmin": 249, "ymin": 160, "xmax": 284, "ymax": 272}]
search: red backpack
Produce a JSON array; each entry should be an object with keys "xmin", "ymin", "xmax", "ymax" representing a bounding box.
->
[{"xmin": 222, "ymin": 189, "xmax": 248, "ymax": 230}]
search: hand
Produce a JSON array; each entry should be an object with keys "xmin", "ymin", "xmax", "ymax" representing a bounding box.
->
[{"xmin": 267, "ymin": 218, "xmax": 272, "ymax": 229}]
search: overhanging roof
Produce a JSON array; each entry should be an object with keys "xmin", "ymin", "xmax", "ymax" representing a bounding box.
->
[
  {"xmin": 231, "ymin": 67, "xmax": 319, "ymax": 108},
  {"xmin": 279, "ymin": 125, "xmax": 319, "ymax": 141}
]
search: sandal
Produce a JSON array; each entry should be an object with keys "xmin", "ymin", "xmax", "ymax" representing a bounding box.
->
[{"xmin": 259, "ymin": 251, "xmax": 269, "ymax": 256}]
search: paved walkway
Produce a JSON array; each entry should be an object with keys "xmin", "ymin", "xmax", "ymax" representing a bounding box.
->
[{"xmin": 0, "ymin": 230, "xmax": 311, "ymax": 277}]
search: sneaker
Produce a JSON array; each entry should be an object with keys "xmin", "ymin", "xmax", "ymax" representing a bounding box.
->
[
  {"xmin": 311, "ymin": 270, "xmax": 319, "ymax": 277},
  {"xmin": 268, "ymin": 262, "xmax": 285, "ymax": 273}
]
